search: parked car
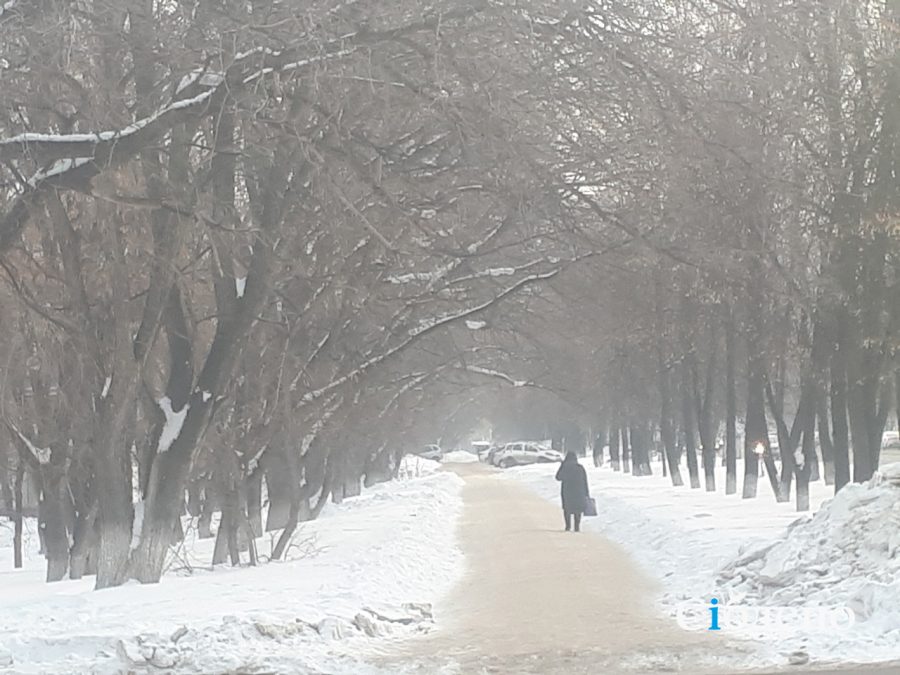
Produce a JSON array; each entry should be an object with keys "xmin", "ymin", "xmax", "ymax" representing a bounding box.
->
[
  {"xmin": 484, "ymin": 444, "xmax": 503, "ymax": 464},
  {"xmin": 882, "ymin": 431, "xmax": 900, "ymax": 465},
  {"xmin": 472, "ymin": 441, "xmax": 492, "ymax": 461},
  {"xmin": 417, "ymin": 444, "xmax": 443, "ymax": 461},
  {"xmin": 492, "ymin": 442, "xmax": 564, "ymax": 468},
  {"xmin": 881, "ymin": 431, "xmax": 900, "ymax": 452}
]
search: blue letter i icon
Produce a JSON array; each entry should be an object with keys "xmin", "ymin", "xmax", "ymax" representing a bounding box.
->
[{"xmin": 708, "ymin": 598, "xmax": 720, "ymax": 631}]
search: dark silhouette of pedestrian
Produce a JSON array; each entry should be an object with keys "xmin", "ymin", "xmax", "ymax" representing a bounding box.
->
[{"xmin": 555, "ymin": 451, "xmax": 590, "ymax": 532}]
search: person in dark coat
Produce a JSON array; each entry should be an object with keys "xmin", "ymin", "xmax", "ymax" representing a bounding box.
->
[{"xmin": 555, "ymin": 451, "xmax": 591, "ymax": 532}]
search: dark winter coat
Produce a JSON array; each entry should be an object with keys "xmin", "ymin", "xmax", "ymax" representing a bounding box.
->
[{"xmin": 555, "ymin": 454, "xmax": 590, "ymax": 514}]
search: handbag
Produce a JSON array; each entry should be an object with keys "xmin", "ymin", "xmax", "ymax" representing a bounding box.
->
[{"xmin": 583, "ymin": 496, "xmax": 597, "ymax": 517}]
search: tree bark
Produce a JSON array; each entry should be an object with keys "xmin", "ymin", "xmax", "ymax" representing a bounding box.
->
[
  {"xmin": 693, "ymin": 329, "xmax": 718, "ymax": 492},
  {"xmin": 630, "ymin": 424, "xmax": 652, "ymax": 476},
  {"xmin": 609, "ymin": 426, "xmax": 621, "ymax": 471},
  {"xmin": 247, "ymin": 471, "xmax": 263, "ymax": 537},
  {"xmin": 69, "ymin": 500, "xmax": 100, "ymax": 579},
  {"xmin": 13, "ymin": 462, "xmax": 24, "ymax": 569},
  {"xmin": 681, "ymin": 362, "xmax": 700, "ymax": 488},
  {"xmin": 797, "ymin": 381, "xmax": 816, "ymax": 512},
  {"xmin": 817, "ymin": 396, "xmax": 836, "ymax": 485},
  {"xmin": 725, "ymin": 307, "xmax": 738, "ymax": 494},
  {"xmin": 743, "ymin": 362, "xmax": 766, "ymax": 499},
  {"xmin": 40, "ymin": 469, "xmax": 71, "ymax": 582}
]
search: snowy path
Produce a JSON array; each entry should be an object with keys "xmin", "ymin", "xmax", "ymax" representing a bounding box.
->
[{"xmin": 388, "ymin": 463, "xmax": 725, "ymax": 674}]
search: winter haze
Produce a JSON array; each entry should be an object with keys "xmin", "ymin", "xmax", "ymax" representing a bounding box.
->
[{"xmin": 0, "ymin": 1, "xmax": 899, "ymax": 674}]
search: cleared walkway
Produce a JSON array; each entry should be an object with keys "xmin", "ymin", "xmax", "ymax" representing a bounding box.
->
[
  {"xmin": 391, "ymin": 463, "xmax": 721, "ymax": 673},
  {"xmin": 383, "ymin": 463, "xmax": 898, "ymax": 674}
]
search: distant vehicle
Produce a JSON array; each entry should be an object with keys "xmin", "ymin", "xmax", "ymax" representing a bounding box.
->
[
  {"xmin": 471, "ymin": 441, "xmax": 492, "ymax": 460},
  {"xmin": 417, "ymin": 444, "xmax": 443, "ymax": 461},
  {"xmin": 881, "ymin": 431, "xmax": 900, "ymax": 452},
  {"xmin": 492, "ymin": 442, "xmax": 564, "ymax": 468},
  {"xmin": 484, "ymin": 444, "xmax": 503, "ymax": 464}
]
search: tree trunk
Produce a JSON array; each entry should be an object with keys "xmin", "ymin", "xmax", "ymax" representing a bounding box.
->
[
  {"xmin": 817, "ymin": 396, "xmax": 836, "ymax": 485},
  {"xmin": 743, "ymin": 364, "xmax": 766, "ymax": 499},
  {"xmin": 654, "ymin": 272, "xmax": 682, "ymax": 486},
  {"xmin": 609, "ymin": 426, "xmax": 621, "ymax": 471},
  {"xmin": 198, "ymin": 484, "xmax": 215, "ymax": 539},
  {"xmin": 843, "ymin": 307, "xmax": 889, "ymax": 484},
  {"xmin": 0, "ymin": 450, "xmax": 13, "ymax": 512},
  {"xmin": 13, "ymin": 462, "xmax": 24, "ymax": 569},
  {"xmin": 797, "ymin": 384, "xmax": 816, "ymax": 512},
  {"xmin": 765, "ymin": 379, "xmax": 795, "ymax": 503},
  {"xmin": 130, "ymin": 439, "xmax": 196, "ymax": 583},
  {"xmin": 40, "ymin": 470, "xmax": 70, "ymax": 582},
  {"xmin": 247, "ymin": 471, "xmax": 263, "ymax": 537},
  {"xmin": 212, "ymin": 497, "xmax": 240, "ymax": 566},
  {"xmin": 658, "ymin": 361, "xmax": 684, "ymax": 486},
  {"xmin": 831, "ymin": 328, "xmax": 851, "ymax": 491},
  {"xmin": 344, "ymin": 474, "xmax": 361, "ymax": 498},
  {"xmin": 94, "ymin": 437, "xmax": 134, "ymax": 589},
  {"xmin": 630, "ymin": 424, "xmax": 652, "ymax": 476},
  {"xmin": 725, "ymin": 308, "xmax": 738, "ymax": 495},
  {"xmin": 681, "ymin": 363, "xmax": 700, "ymax": 488},
  {"xmin": 264, "ymin": 453, "xmax": 292, "ymax": 531},
  {"xmin": 69, "ymin": 500, "xmax": 100, "ymax": 579},
  {"xmin": 620, "ymin": 426, "xmax": 631, "ymax": 474},
  {"xmin": 186, "ymin": 482, "xmax": 202, "ymax": 517}
]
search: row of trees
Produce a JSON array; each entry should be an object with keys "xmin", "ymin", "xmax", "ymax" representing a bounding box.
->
[
  {"xmin": 480, "ymin": 0, "xmax": 900, "ymax": 513},
  {"xmin": 1, "ymin": 0, "xmax": 897, "ymax": 587}
]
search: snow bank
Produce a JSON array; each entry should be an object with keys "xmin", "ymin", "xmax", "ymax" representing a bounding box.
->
[
  {"xmin": 506, "ymin": 459, "xmax": 900, "ymax": 668},
  {"xmin": 718, "ymin": 463, "xmax": 900, "ymax": 658},
  {"xmin": 396, "ymin": 454, "xmax": 441, "ymax": 478},
  {"xmin": 441, "ymin": 450, "xmax": 479, "ymax": 464},
  {"xmin": 0, "ymin": 470, "xmax": 464, "ymax": 674}
]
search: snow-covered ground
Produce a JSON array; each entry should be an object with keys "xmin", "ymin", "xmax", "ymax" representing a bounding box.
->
[
  {"xmin": 0, "ymin": 459, "xmax": 463, "ymax": 674},
  {"xmin": 508, "ymin": 458, "xmax": 900, "ymax": 669},
  {"xmin": 440, "ymin": 450, "xmax": 479, "ymax": 464}
]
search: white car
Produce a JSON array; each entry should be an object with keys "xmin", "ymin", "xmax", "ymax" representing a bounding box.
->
[
  {"xmin": 417, "ymin": 444, "xmax": 443, "ymax": 461},
  {"xmin": 881, "ymin": 431, "xmax": 900, "ymax": 451},
  {"xmin": 472, "ymin": 441, "xmax": 492, "ymax": 461},
  {"xmin": 492, "ymin": 442, "xmax": 564, "ymax": 468}
]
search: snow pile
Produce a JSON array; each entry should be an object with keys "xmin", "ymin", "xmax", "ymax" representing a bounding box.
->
[
  {"xmin": 719, "ymin": 463, "xmax": 900, "ymax": 636},
  {"xmin": 441, "ymin": 450, "xmax": 479, "ymax": 464},
  {"xmin": 0, "ymin": 470, "xmax": 464, "ymax": 674},
  {"xmin": 396, "ymin": 454, "xmax": 441, "ymax": 478}
]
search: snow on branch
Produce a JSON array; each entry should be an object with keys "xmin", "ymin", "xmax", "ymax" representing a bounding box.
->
[
  {"xmin": 0, "ymin": 6, "xmax": 485, "ymax": 255},
  {"xmin": 296, "ymin": 267, "xmax": 561, "ymax": 405},
  {"xmin": 0, "ymin": 0, "xmax": 18, "ymax": 18},
  {"xmin": 157, "ymin": 396, "xmax": 189, "ymax": 453},
  {"xmin": 9, "ymin": 424, "xmax": 51, "ymax": 465},
  {"xmin": 0, "ymin": 6, "xmax": 479, "ymax": 166},
  {"xmin": 377, "ymin": 371, "xmax": 432, "ymax": 418},
  {"xmin": 464, "ymin": 365, "xmax": 529, "ymax": 387},
  {"xmin": 0, "ymin": 89, "xmax": 217, "ymax": 165}
]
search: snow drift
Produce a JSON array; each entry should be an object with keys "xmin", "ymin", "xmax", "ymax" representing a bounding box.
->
[
  {"xmin": 0, "ymin": 470, "xmax": 464, "ymax": 674},
  {"xmin": 441, "ymin": 450, "xmax": 479, "ymax": 464},
  {"xmin": 720, "ymin": 463, "xmax": 900, "ymax": 626}
]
